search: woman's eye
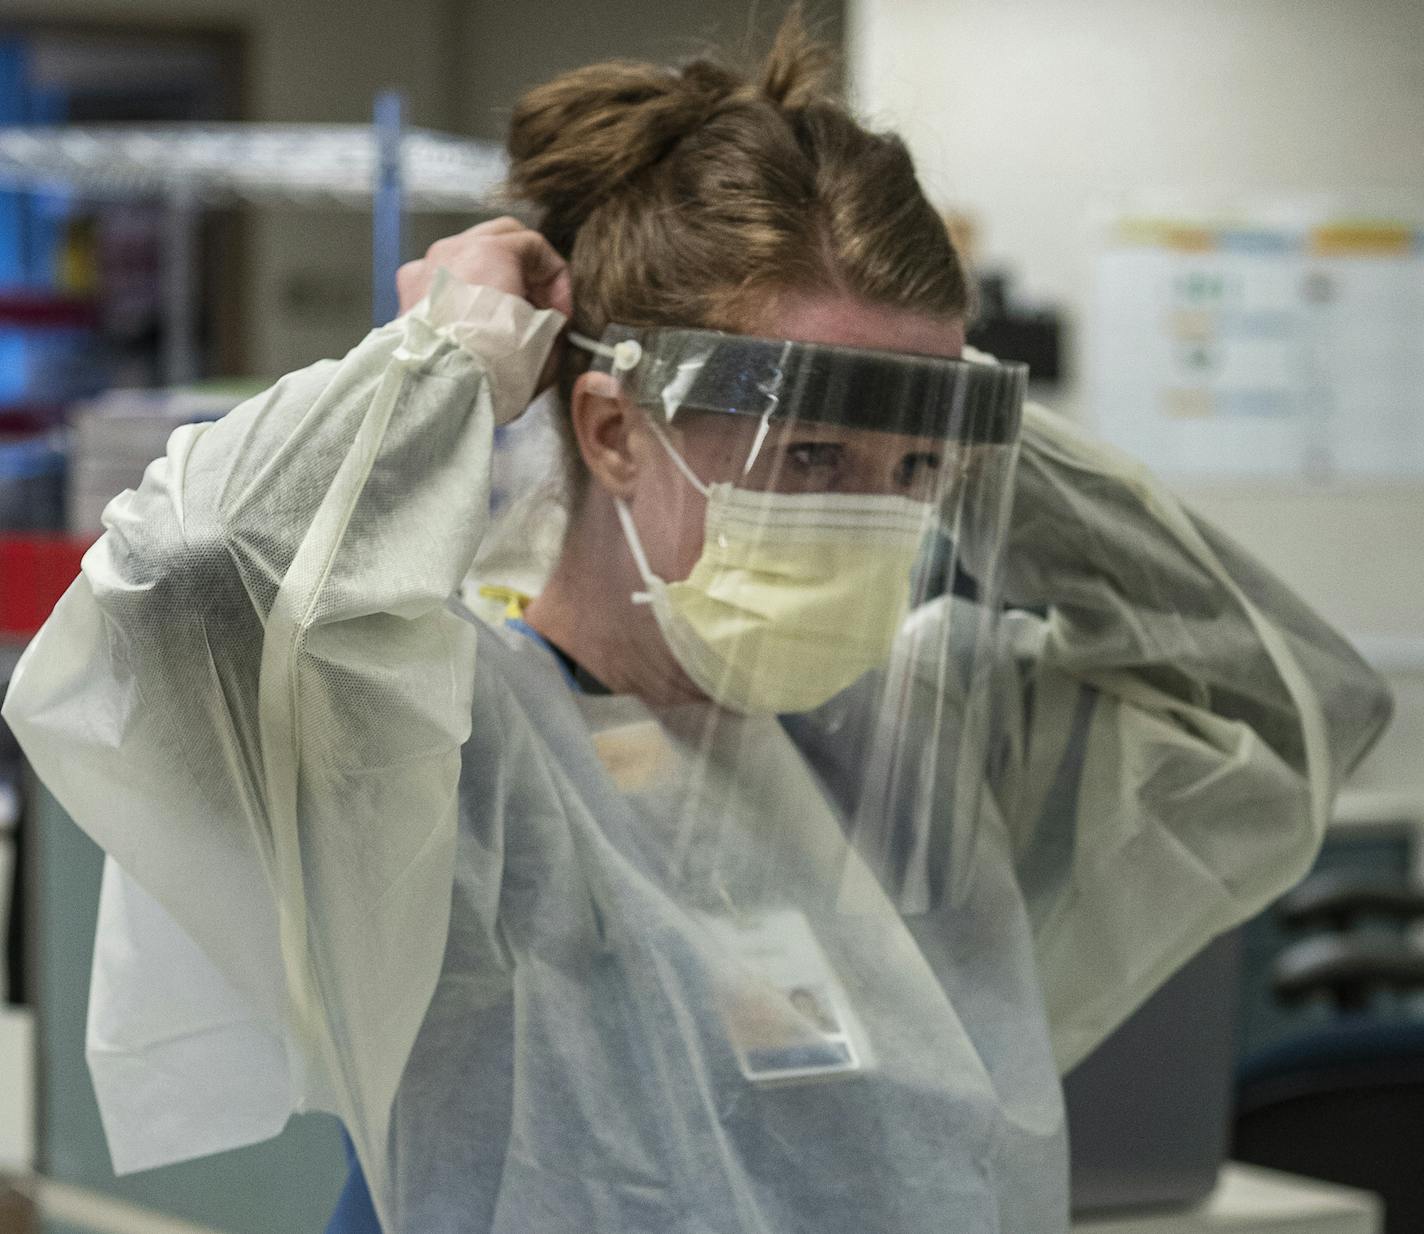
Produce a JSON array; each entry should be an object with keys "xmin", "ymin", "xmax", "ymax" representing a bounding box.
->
[
  {"xmin": 895, "ymin": 452, "xmax": 943, "ymax": 491},
  {"xmin": 786, "ymin": 442, "xmax": 844, "ymax": 471}
]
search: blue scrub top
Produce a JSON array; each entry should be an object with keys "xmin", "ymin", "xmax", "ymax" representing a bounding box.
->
[
  {"xmin": 326, "ymin": 1128, "xmax": 381, "ymax": 1234},
  {"xmin": 325, "ymin": 619, "xmax": 576, "ymax": 1234}
]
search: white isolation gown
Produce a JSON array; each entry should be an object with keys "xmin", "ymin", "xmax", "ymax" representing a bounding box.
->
[{"xmin": 2, "ymin": 273, "xmax": 1392, "ymax": 1232}]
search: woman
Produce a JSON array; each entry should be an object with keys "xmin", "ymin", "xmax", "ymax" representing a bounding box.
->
[{"xmin": 2, "ymin": 15, "xmax": 1391, "ymax": 1234}]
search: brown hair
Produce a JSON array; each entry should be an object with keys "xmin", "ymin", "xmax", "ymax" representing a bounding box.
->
[{"xmin": 506, "ymin": 7, "xmax": 972, "ymax": 424}]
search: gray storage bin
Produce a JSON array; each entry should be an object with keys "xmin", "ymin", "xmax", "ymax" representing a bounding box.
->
[{"xmin": 1065, "ymin": 931, "xmax": 1242, "ymax": 1216}]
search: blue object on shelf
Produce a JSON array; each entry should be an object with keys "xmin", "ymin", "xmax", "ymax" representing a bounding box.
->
[
  {"xmin": 0, "ymin": 37, "xmax": 31, "ymax": 288},
  {"xmin": 0, "ymin": 293, "xmax": 105, "ymax": 409},
  {"xmin": 1, "ymin": 36, "xmax": 70, "ymax": 289},
  {"xmin": 372, "ymin": 90, "xmax": 404, "ymax": 327}
]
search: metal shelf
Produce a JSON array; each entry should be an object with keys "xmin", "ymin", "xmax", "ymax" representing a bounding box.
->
[
  {"xmin": 0, "ymin": 101, "xmax": 507, "ymax": 376},
  {"xmin": 0, "ymin": 121, "xmax": 506, "ymax": 211}
]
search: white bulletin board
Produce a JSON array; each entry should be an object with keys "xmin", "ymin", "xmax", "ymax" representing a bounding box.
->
[{"xmin": 1089, "ymin": 219, "xmax": 1424, "ymax": 480}]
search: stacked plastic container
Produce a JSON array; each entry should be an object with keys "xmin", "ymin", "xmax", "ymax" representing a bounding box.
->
[{"xmin": 65, "ymin": 387, "xmax": 242, "ymax": 535}]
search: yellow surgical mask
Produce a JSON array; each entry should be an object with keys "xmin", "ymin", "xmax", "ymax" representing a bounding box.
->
[{"xmin": 615, "ymin": 446, "xmax": 933, "ymax": 715}]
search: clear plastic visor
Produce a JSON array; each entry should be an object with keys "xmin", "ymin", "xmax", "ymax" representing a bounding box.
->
[
  {"xmin": 565, "ymin": 322, "xmax": 1029, "ymax": 914},
  {"xmin": 586, "ymin": 323, "xmax": 1024, "ymax": 505}
]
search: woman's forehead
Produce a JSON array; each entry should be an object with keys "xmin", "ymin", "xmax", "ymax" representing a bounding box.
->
[
  {"xmin": 655, "ymin": 291, "xmax": 972, "ymax": 451},
  {"xmin": 762, "ymin": 290, "xmax": 965, "ymax": 359}
]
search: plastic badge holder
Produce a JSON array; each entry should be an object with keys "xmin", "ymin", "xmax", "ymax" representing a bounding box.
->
[{"xmin": 707, "ymin": 909, "xmax": 868, "ymax": 1086}]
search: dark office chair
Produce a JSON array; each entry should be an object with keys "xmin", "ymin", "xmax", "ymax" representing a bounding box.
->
[{"xmin": 1232, "ymin": 871, "xmax": 1424, "ymax": 1234}]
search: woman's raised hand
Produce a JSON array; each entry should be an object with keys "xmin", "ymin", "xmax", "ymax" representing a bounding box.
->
[
  {"xmin": 397, "ymin": 216, "xmax": 572, "ymax": 316},
  {"xmin": 396, "ymin": 216, "xmax": 573, "ymax": 391}
]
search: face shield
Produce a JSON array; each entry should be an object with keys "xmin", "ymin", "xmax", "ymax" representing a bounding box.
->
[{"xmin": 564, "ymin": 322, "xmax": 1026, "ymax": 917}]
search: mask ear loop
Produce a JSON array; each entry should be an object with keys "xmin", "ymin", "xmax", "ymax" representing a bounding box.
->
[
  {"xmin": 645, "ymin": 419, "xmax": 710, "ymax": 498},
  {"xmin": 614, "ymin": 418, "xmax": 712, "ymax": 610},
  {"xmin": 568, "ymin": 330, "xmax": 716, "ymax": 494},
  {"xmin": 568, "ymin": 332, "xmax": 713, "ymax": 603},
  {"xmin": 613, "ymin": 499, "xmax": 660, "ymax": 609}
]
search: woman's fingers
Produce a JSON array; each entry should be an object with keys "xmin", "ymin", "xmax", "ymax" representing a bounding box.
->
[
  {"xmin": 470, "ymin": 215, "xmax": 525, "ymax": 235},
  {"xmin": 396, "ymin": 259, "xmax": 434, "ymax": 313},
  {"xmin": 395, "ymin": 220, "xmax": 570, "ymax": 317},
  {"xmin": 539, "ymin": 266, "xmax": 574, "ymax": 320},
  {"xmin": 500, "ymin": 230, "xmax": 571, "ymax": 307}
]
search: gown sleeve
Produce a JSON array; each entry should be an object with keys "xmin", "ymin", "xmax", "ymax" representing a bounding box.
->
[
  {"xmin": 1, "ymin": 273, "xmax": 563, "ymax": 1190},
  {"xmin": 991, "ymin": 399, "xmax": 1393, "ymax": 1074}
]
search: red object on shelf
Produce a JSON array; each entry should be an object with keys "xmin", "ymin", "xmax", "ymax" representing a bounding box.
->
[
  {"xmin": 0, "ymin": 534, "xmax": 96, "ymax": 639},
  {"xmin": 0, "ymin": 292, "xmax": 100, "ymax": 330},
  {"xmin": 0, "ymin": 405, "xmax": 66, "ymax": 434}
]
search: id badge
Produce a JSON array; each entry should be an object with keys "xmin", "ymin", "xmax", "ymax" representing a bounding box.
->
[{"xmin": 706, "ymin": 909, "xmax": 867, "ymax": 1086}]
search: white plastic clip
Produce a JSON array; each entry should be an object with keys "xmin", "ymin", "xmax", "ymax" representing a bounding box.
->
[
  {"xmin": 569, "ymin": 331, "xmax": 643, "ymax": 372},
  {"xmin": 612, "ymin": 339, "xmax": 643, "ymax": 372}
]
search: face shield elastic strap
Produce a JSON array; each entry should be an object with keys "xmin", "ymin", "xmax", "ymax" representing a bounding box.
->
[{"xmin": 569, "ymin": 330, "xmax": 644, "ymax": 374}]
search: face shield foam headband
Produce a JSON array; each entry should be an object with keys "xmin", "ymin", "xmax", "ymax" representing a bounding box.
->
[{"xmin": 568, "ymin": 325, "xmax": 1026, "ymax": 715}]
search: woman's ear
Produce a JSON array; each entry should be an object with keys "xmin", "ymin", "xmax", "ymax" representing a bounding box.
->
[{"xmin": 571, "ymin": 371, "xmax": 644, "ymax": 499}]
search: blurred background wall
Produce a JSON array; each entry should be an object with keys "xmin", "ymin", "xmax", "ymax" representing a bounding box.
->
[{"xmin": 848, "ymin": 0, "xmax": 1424, "ymax": 399}]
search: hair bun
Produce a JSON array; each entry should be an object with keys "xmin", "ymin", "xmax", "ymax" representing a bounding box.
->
[
  {"xmin": 506, "ymin": 57, "xmax": 739, "ymax": 253},
  {"xmin": 756, "ymin": 9, "xmax": 836, "ymax": 110},
  {"xmin": 506, "ymin": 8, "xmax": 835, "ymax": 254}
]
